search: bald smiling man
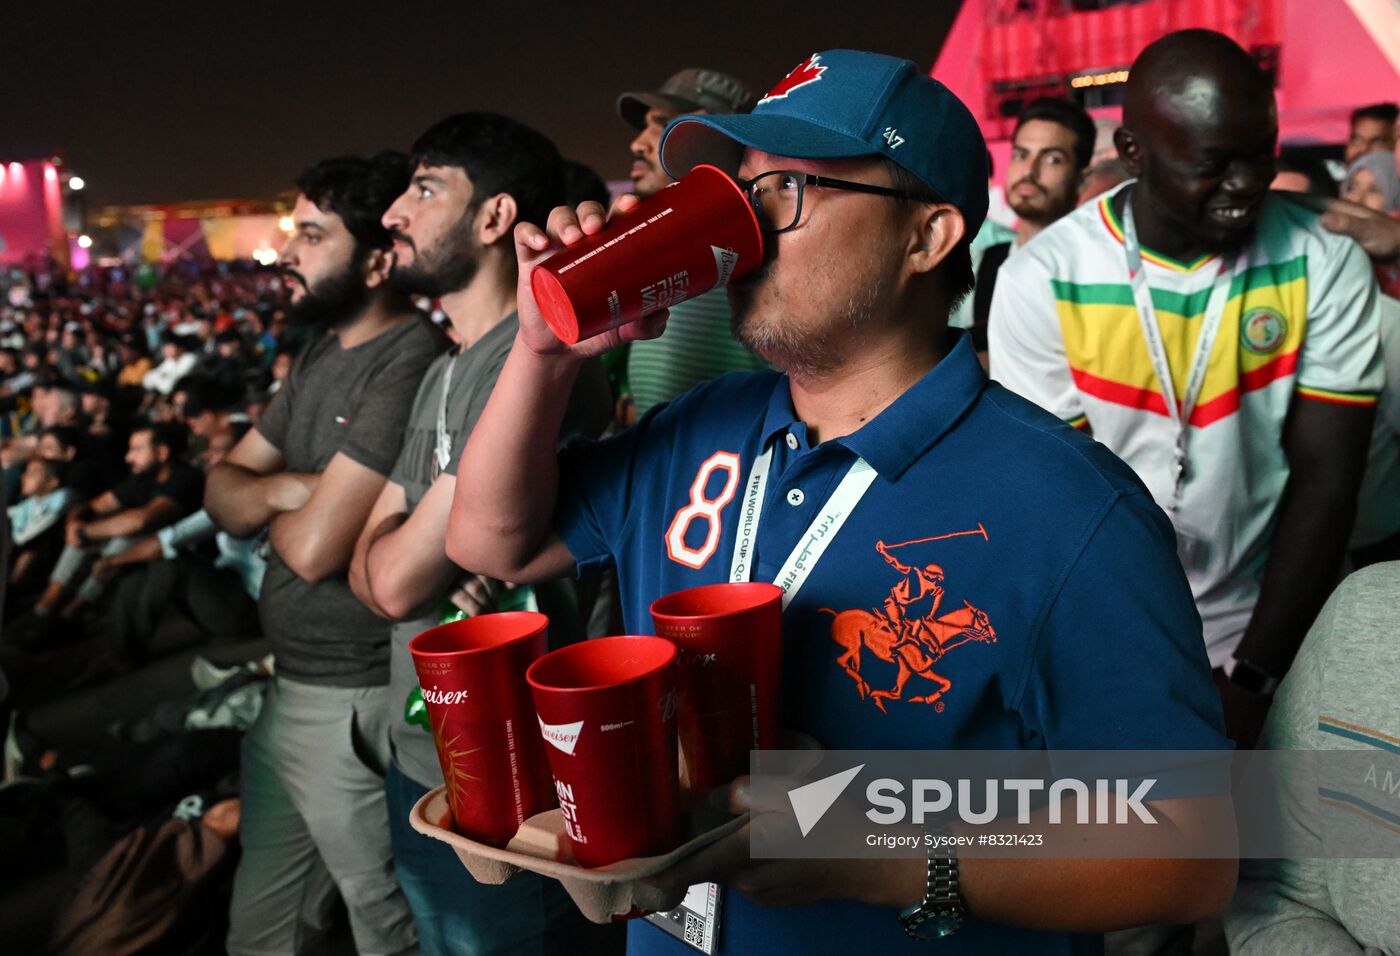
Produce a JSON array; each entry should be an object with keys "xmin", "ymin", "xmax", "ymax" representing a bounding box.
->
[{"xmin": 991, "ymin": 29, "xmax": 1384, "ymax": 749}]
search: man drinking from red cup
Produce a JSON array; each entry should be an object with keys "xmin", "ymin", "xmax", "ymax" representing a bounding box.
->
[{"xmin": 448, "ymin": 49, "xmax": 1234, "ymax": 956}]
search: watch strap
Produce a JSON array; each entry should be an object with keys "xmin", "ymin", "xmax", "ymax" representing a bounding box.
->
[
  {"xmin": 899, "ymin": 825, "xmax": 965, "ymax": 940},
  {"xmin": 1228, "ymin": 657, "xmax": 1281, "ymax": 696}
]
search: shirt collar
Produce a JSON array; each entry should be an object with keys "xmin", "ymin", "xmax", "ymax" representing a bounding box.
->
[{"xmin": 757, "ymin": 332, "xmax": 987, "ymax": 480}]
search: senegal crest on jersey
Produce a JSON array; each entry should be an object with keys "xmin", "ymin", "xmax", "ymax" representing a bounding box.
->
[{"xmin": 1240, "ymin": 307, "xmax": 1288, "ymax": 355}]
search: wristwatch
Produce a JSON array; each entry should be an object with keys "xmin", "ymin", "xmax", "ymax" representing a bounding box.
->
[
  {"xmin": 898, "ymin": 824, "xmax": 965, "ymax": 940},
  {"xmin": 1228, "ymin": 657, "xmax": 1281, "ymax": 696}
]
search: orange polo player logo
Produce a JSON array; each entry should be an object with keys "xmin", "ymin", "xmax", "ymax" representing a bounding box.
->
[{"xmin": 823, "ymin": 526, "xmax": 996, "ymax": 713}]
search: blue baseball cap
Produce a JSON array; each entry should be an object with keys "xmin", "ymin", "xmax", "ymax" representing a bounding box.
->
[{"xmin": 660, "ymin": 50, "xmax": 989, "ymax": 237}]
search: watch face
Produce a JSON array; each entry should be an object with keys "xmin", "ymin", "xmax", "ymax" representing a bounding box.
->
[
  {"xmin": 904, "ymin": 907, "xmax": 964, "ymax": 941},
  {"xmin": 907, "ymin": 912, "xmax": 961, "ymax": 941},
  {"xmin": 928, "ymin": 913, "xmax": 963, "ymax": 938}
]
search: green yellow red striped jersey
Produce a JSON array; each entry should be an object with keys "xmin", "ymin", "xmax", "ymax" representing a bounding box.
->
[{"xmin": 989, "ymin": 184, "xmax": 1383, "ymax": 667}]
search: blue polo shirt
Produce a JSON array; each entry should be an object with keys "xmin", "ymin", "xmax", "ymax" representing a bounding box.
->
[{"xmin": 556, "ymin": 334, "xmax": 1227, "ymax": 956}]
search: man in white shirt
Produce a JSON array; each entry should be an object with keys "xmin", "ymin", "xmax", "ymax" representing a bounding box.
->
[{"xmin": 990, "ymin": 30, "xmax": 1383, "ymax": 747}]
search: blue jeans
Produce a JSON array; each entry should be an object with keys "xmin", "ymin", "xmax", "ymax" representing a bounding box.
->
[{"xmin": 385, "ymin": 761, "xmax": 624, "ymax": 956}]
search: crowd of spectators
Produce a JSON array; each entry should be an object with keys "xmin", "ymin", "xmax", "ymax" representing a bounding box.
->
[{"xmin": 2, "ymin": 29, "xmax": 1400, "ymax": 956}]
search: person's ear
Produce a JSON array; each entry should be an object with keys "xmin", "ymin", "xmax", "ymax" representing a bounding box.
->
[
  {"xmin": 908, "ymin": 205, "xmax": 966, "ymax": 276},
  {"xmin": 476, "ymin": 193, "xmax": 520, "ymax": 247},
  {"xmin": 1115, "ymin": 127, "xmax": 1145, "ymax": 178},
  {"xmin": 363, "ymin": 248, "xmax": 394, "ymax": 289}
]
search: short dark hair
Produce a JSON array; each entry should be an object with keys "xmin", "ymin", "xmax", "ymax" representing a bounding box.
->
[
  {"xmin": 136, "ymin": 421, "xmax": 189, "ymax": 458},
  {"xmin": 1275, "ymin": 148, "xmax": 1338, "ymax": 198},
  {"xmin": 1015, "ymin": 98, "xmax": 1097, "ymax": 172},
  {"xmin": 884, "ymin": 160, "xmax": 975, "ymax": 312},
  {"xmin": 295, "ymin": 152, "xmax": 412, "ymax": 255},
  {"xmin": 1352, "ymin": 102, "xmax": 1399, "ymax": 127},
  {"xmin": 41, "ymin": 425, "xmax": 81, "ymax": 452},
  {"xmin": 410, "ymin": 113, "xmax": 565, "ymax": 230}
]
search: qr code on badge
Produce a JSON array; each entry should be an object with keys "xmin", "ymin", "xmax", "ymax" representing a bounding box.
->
[{"xmin": 683, "ymin": 911, "xmax": 705, "ymax": 947}]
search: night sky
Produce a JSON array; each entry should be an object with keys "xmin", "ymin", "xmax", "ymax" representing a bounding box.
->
[{"xmin": 2, "ymin": 1, "xmax": 961, "ymax": 207}]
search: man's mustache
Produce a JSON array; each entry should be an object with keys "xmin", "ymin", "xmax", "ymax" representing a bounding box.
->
[
  {"xmin": 1010, "ymin": 178, "xmax": 1046, "ymax": 196},
  {"xmin": 277, "ymin": 267, "xmax": 309, "ymax": 292},
  {"xmin": 389, "ymin": 230, "xmax": 416, "ymax": 252}
]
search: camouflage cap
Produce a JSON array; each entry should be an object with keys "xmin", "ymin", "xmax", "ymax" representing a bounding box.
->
[{"xmin": 617, "ymin": 68, "xmax": 756, "ymax": 129}]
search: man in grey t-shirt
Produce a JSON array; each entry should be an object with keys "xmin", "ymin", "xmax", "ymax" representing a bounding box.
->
[
  {"xmin": 351, "ymin": 114, "xmax": 612, "ymax": 955},
  {"xmin": 206, "ymin": 153, "xmax": 445, "ymax": 956}
]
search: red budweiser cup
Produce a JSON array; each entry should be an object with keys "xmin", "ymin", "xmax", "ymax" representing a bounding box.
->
[
  {"xmin": 408, "ymin": 612, "xmax": 555, "ymax": 846},
  {"xmin": 526, "ymin": 635, "xmax": 679, "ymax": 867},
  {"xmin": 529, "ymin": 164, "xmax": 763, "ymax": 344},
  {"xmin": 650, "ymin": 583, "xmax": 783, "ymax": 793}
]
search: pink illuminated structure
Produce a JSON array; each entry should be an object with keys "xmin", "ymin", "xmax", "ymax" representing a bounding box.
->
[
  {"xmin": 0, "ymin": 158, "xmax": 68, "ymax": 267},
  {"xmin": 934, "ymin": 0, "xmax": 1400, "ymax": 181}
]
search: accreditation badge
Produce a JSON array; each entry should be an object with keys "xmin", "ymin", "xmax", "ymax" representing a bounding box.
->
[{"xmin": 645, "ymin": 881, "xmax": 722, "ymax": 953}]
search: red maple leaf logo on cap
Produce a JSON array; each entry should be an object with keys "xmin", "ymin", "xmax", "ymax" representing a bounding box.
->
[{"xmin": 758, "ymin": 53, "xmax": 827, "ymax": 106}]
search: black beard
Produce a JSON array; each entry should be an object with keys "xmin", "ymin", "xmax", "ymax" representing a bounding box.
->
[
  {"xmin": 388, "ymin": 214, "xmax": 480, "ymax": 298},
  {"xmin": 285, "ymin": 262, "xmax": 371, "ymax": 328}
]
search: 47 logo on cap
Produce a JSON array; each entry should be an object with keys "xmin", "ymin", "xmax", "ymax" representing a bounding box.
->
[{"xmin": 759, "ymin": 53, "xmax": 827, "ymax": 105}]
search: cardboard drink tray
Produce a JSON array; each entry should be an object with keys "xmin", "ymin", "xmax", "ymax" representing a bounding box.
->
[
  {"xmin": 409, "ymin": 732, "xmax": 821, "ymax": 923},
  {"xmin": 409, "ymin": 787, "xmax": 744, "ymax": 922}
]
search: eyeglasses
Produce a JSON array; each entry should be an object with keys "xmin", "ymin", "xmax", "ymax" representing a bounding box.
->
[{"xmin": 736, "ymin": 170, "xmax": 944, "ymax": 234}]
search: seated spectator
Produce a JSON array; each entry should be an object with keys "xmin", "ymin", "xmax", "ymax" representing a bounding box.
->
[
  {"xmin": 9, "ymin": 458, "xmax": 75, "ymax": 549},
  {"xmin": 115, "ymin": 334, "xmax": 153, "ymax": 390},
  {"xmin": 7, "ymin": 458, "xmax": 76, "ymax": 603},
  {"xmin": 98, "ymin": 422, "xmax": 262, "ymax": 666},
  {"xmin": 77, "ymin": 377, "xmax": 124, "ymax": 433},
  {"xmin": 141, "ymin": 334, "xmax": 199, "ymax": 396},
  {"xmin": 196, "ymin": 329, "xmax": 250, "ymax": 399},
  {"xmin": 0, "ymin": 380, "xmax": 81, "ymax": 500},
  {"xmin": 264, "ymin": 349, "xmax": 292, "ymax": 395},
  {"xmin": 24, "ymin": 423, "xmax": 203, "ymax": 629},
  {"xmin": 0, "ymin": 348, "xmax": 33, "ymax": 396},
  {"xmin": 84, "ymin": 335, "xmax": 121, "ymax": 381},
  {"xmin": 38, "ymin": 426, "xmax": 114, "ymax": 500},
  {"xmin": 53, "ymin": 323, "xmax": 90, "ymax": 382},
  {"xmin": 184, "ymin": 390, "xmax": 238, "ymax": 447},
  {"xmin": 1223, "ymin": 562, "xmax": 1400, "ymax": 954}
]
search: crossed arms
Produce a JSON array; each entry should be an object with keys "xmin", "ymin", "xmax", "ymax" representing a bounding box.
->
[{"xmin": 205, "ymin": 427, "xmax": 388, "ymax": 584}]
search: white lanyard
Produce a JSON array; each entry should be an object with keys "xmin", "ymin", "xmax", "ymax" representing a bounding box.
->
[
  {"xmin": 434, "ymin": 349, "xmax": 459, "ymax": 478},
  {"xmin": 1120, "ymin": 188, "xmax": 1241, "ymax": 512},
  {"xmin": 728, "ymin": 444, "xmax": 878, "ymax": 608}
]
